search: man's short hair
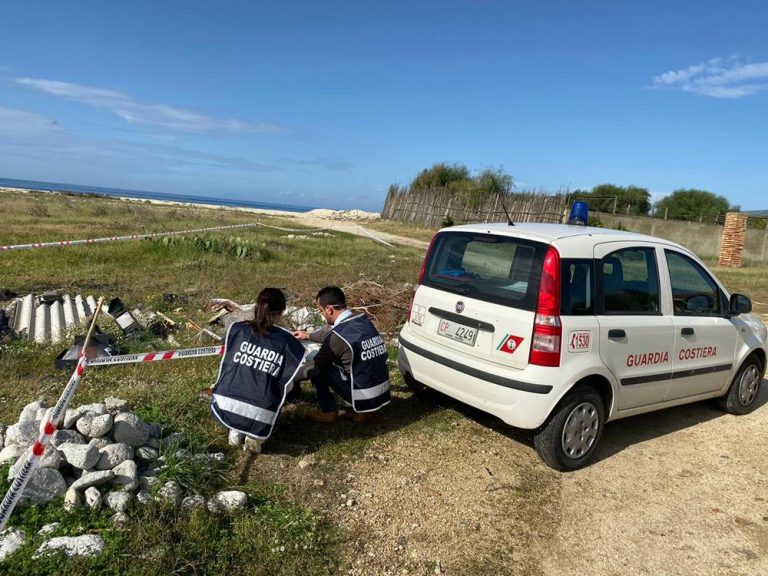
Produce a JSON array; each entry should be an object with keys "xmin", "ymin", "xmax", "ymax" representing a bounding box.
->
[{"xmin": 316, "ymin": 286, "xmax": 346, "ymax": 309}]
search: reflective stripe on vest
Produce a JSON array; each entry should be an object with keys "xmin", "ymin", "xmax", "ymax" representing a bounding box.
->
[
  {"xmin": 212, "ymin": 394, "xmax": 277, "ymax": 426},
  {"xmin": 332, "ymin": 314, "xmax": 391, "ymax": 412},
  {"xmin": 210, "ymin": 322, "xmax": 305, "ymax": 440}
]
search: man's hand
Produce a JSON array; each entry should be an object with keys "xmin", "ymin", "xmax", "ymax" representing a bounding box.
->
[{"xmin": 293, "ymin": 330, "xmax": 310, "ymax": 341}]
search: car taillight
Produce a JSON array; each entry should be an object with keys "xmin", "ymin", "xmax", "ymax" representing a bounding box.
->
[
  {"xmin": 409, "ymin": 233, "xmax": 439, "ymax": 323},
  {"xmin": 530, "ymin": 246, "xmax": 562, "ymax": 367},
  {"xmin": 417, "ymin": 233, "xmax": 439, "ymax": 285}
]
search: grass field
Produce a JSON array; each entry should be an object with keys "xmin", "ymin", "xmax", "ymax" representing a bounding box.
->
[
  {"xmin": 2, "ymin": 189, "xmax": 767, "ymax": 574},
  {"xmin": 0, "ymin": 190, "xmax": 425, "ymax": 574}
]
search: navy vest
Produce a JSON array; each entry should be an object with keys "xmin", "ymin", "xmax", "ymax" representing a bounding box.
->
[
  {"xmin": 332, "ymin": 314, "xmax": 391, "ymax": 412},
  {"xmin": 211, "ymin": 322, "xmax": 305, "ymax": 440}
]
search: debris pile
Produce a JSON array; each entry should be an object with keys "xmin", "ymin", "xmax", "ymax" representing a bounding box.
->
[
  {"xmin": 304, "ymin": 209, "xmax": 381, "ymax": 221},
  {"xmin": 1, "ymin": 293, "xmax": 100, "ymax": 345},
  {"xmin": 0, "ymin": 399, "xmax": 249, "ymax": 560},
  {"xmin": 342, "ymin": 279, "xmax": 414, "ymax": 335}
]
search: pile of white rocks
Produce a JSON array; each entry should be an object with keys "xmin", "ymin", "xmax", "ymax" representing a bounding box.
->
[{"xmin": 0, "ymin": 398, "xmax": 249, "ymax": 561}]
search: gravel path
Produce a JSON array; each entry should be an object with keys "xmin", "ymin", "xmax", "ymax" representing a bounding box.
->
[{"xmin": 250, "ymin": 381, "xmax": 768, "ymax": 575}]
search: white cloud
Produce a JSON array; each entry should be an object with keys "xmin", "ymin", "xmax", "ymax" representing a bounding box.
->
[
  {"xmin": 13, "ymin": 77, "xmax": 285, "ymax": 134},
  {"xmin": 652, "ymin": 57, "xmax": 768, "ymax": 98},
  {"xmin": 0, "ymin": 104, "xmax": 62, "ymax": 136}
]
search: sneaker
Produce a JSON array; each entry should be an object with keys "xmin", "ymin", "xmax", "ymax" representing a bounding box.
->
[
  {"xmin": 244, "ymin": 437, "xmax": 262, "ymax": 454},
  {"xmin": 307, "ymin": 409, "xmax": 338, "ymax": 424},
  {"xmin": 352, "ymin": 412, "xmax": 377, "ymax": 424}
]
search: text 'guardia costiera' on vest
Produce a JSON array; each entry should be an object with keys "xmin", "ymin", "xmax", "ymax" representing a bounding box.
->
[
  {"xmin": 232, "ymin": 341, "xmax": 284, "ymax": 376},
  {"xmin": 360, "ymin": 335, "xmax": 387, "ymax": 361}
]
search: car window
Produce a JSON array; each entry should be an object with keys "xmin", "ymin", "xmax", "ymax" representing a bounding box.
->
[
  {"xmin": 423, "ymin": 232, "xmax": 547, "ymax": 311},
  {"xmin": 600, "ymin": 247, "xmax": 660, "ymax": 315},
  {"xmin": 561, "ymin": 259, "xmax": 594, "ymax": 315},
  {"xmin": 665, "ymin": 250, "xmax": 721, "ymax": 316}
]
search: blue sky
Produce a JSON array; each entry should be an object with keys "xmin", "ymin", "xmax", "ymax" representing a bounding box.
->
[{"xmin": 0, "ymin": 1, "xmax": 766, "ymax": 211}]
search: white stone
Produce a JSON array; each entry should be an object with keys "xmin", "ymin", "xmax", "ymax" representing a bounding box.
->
[
  {"xmin": 5, "ymin": 421, "xmax": 38, "ymax": 447},
  {"xmin": 0, "ymin": 444, "xmax": 25, "ymax": 465},
  {"xmin": 19, "ymin": 400, "xmax": 45, "ymax": 423},
  {"xmin": 139, "ymin": 475, "xmax": 160, "ymax": 490},
  {"xmin": 96, "ymin": 443, "xmax": 133, "ymax": 470},
  {"xmin": 112, "ymin": 413, "xmax": 150, "ymax": 446},
  {"xmin": 35, "ymin": 535, "xmax": 104, "ymax": 558},
  {"xmin": 64, "ymin": 487, "xmax": 82, "ymax": 511},
  {"xmin": 104, "ymin": 397, "xmax": 128, "ymax": 415},
  {"xmin": 51, "ymin": 429, "xmax": 86, "ymax": 447},
  {"xmin": 70, "ymin": 470, "xmax": 115, "ymax": 491},
  {"xmin": 85, "ymin": 487, "xmax": 102, "ymax": 509},
  {"xmin": 135, "ymin": 446, "xmax": 159, "ymax": 461},
  {"xmin": 111, "ymin": 512, "xmax": 130, "ymax": 527},
  {"xmin": 21, "ymin": 468, "xmax": 67, "ymax": 505},
  {"xmin": 156, "ymin": 481, "xmax": 183, "ymax": 507},
  {"xmin": 0, "ymin": 528, "xmax": 25, "ymax": 562},
  {"xmin": 207, "ymin": 490, "xmax": 248, "ymax": 514},
  {"xmin": 135, "ymin": 490, "xmax": 152, "ymax": 506},
  {"xmin": 37, "ymin": 523, "xmax": 60, "ymax": 536},
  {"xmin": 76, "ymin": 413, "xmax": 114, "ymax": 438},
  {"xmin": 75, "ymin": 403, "xmax": 108, "ymax": 418},
  {"xmin": 8, "ymin": 445, "xmax": 61, "ymax": 480},
  {"xmin": 181, "ymin": 494, "xmax": 206, "ymax": 510},
  {"xmin": 62, "ymin": 408, "xmax": 80, "ymax": 429},
  {"xmin": 59, "ymin": 442, "xmax": 99, "ymax": 470},
  {"xmin": 104, "ymin": 491, "xmax": 132, "ymax": 512},
  {"xmin": 89, "ymin": 437, "xmax": 112, "ymax": 451},
  {"xmin": 111, "ymin": 460, "xmax": 138, "ymax": 491}
]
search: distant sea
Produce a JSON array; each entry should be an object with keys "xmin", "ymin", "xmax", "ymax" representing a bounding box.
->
[{"xmin": 0, "ymin": 177, "xmax": 314, "ymax": 213}]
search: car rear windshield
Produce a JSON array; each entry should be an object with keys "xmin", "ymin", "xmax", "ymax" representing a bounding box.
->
[{"xmin": 422, "ymin": 231, "xmax": 548, "ymax": 311}]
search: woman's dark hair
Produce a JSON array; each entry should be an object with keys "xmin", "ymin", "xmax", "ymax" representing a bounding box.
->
[{"xmin": 248, "ymin": 287, "xmax": 286, "ymax": 336}]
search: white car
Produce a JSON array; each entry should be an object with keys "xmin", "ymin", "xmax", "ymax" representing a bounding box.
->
[{"xmin": 397, "ymin": 223, "xmax": 767, "ymax": 470}]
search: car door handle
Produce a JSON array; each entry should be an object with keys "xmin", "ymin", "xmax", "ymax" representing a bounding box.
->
[
  {"xmin": 681, "ymin": 327, "xmax": 695, "ymax": 336},
  {"xmin": 608, "ymin": 329, "xmax": 626, "ymax": 339}
]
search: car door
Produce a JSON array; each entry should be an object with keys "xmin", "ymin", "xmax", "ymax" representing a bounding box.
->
[
  {"xmin": 594, "ymin": 242, "xmax": 675, "ymax": 410},
  {"xmin": 662, "ymin": 249, "xmax": 738, "ymax": 400}
]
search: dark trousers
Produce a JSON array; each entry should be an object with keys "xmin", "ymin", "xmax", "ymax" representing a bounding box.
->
[{"xmin": 311, "ymin": 364, "xmax": 352, "ymax": 412}]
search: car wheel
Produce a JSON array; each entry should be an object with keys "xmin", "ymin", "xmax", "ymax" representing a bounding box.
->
[
  {"xmin": 534, "ymin": 385, "xmax": 605, "ymax": 471},
  {"xmin": 718, "ymin": 355, "xmax": 763, "ymax": 415}
]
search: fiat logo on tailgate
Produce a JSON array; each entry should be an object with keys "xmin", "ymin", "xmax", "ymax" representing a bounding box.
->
[{"xmin": 455, "ymin": 301, "xmax": 465, "ymax": 313}]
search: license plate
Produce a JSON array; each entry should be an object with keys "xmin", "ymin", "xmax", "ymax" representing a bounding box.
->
[{"xmin": 436, "ymin": 319, "xmax": 477, "ymax": 346}]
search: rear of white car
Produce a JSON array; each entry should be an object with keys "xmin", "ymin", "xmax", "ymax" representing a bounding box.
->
[{"xmin": 398, "ymin": 222, "xmax": 766, "ymax": 470}]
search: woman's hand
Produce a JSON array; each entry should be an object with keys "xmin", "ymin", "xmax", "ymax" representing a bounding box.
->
[{"xmin": 206, "ymin": 298, "xmax": 239, "ymax": 313}]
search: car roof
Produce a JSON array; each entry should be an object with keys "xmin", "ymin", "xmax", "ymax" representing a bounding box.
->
[{"xmin": 441, "ymin": 222, "xmax": 690, "ymax": 252}]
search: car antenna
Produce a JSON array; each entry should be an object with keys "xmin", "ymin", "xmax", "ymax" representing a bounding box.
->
[{"xmin": 498, "ymin": 194, "xmax": 515, "ymax": 226}]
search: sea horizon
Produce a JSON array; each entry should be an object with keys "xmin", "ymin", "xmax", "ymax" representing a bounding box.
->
[{"xmin": 0, "ymin": 177, "xmax": 315, "ymax": 214}]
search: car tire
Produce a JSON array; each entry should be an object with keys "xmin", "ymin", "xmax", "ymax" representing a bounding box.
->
[
  {"xmin": 718, "ymin": 354, "xmax": 763, "ymax": 415},
  {"xmin": 533, "ymin": 385, "xmax": 605, "ymax": 471}
]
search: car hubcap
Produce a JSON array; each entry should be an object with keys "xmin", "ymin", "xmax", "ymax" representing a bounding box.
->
[
  {"xmin": 561, "ymin": 402, "xmax": 599, "ymax": 459},
  {"xmin": 738, "ymin": 365, "xmax": 760, "ymax": 406}
]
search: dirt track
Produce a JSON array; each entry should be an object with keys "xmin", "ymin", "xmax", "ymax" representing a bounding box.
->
[{"xmin": 253, "ymin": 380, "xmax": 768, "ymax": 576}]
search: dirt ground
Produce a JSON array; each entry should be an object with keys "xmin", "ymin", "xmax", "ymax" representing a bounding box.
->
[{"xmin": 244, "ymin": 380, "xmax": 768, "ymax": 576}]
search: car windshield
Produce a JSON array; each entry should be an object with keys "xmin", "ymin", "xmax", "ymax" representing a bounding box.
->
[{"xmin": 422, "ymin": 231, "xmax": 547, "ymax": 311}]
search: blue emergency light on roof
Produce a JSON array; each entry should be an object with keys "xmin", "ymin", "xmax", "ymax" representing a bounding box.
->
[{"xmin": 568, "ymin": 201, "xmax": 588, "ymax": 226}]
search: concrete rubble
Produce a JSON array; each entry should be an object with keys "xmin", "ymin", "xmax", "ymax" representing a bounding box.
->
[{"xmin": 0, "ymin": 398, "xmax": 251, "ymax": 562}]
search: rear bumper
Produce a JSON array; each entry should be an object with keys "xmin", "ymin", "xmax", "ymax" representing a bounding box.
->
[{"xmin": 397, "ymin": 332, "xmax": 559, "ymax": 429}]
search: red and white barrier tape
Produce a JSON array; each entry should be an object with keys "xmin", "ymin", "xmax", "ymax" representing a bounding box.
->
[
  {"xmin": 0, "ymin": 292, "xmax": 103, "ymax": 532},
  {"xmin": 86, "ymin": 346, "xmax": 224, "ymax": 367},
  {"xmin": 0, "ymin": 223, "xmax": 257, "ymax": 252}
]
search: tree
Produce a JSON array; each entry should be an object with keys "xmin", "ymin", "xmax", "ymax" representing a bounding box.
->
[
  {"xmin": 410, "ymin": 163, "xmax": 471, "ymax": 190},
  {"xmin": 573, "ymin": 184, "xmax": 651, "ymax": 215},
  {"xmin": 654, "ymin": 189, "xmax": 736, "ymax": 222}
]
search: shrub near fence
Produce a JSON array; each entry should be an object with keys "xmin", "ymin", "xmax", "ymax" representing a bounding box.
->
[{"xmin": 381, "ymin": 186, "xmax": 569, "ymax": 227}]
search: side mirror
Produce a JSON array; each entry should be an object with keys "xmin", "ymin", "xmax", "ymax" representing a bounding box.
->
[{"xmin": 729, "ymin": 294, "xmax": 752, "ymax": 316}]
